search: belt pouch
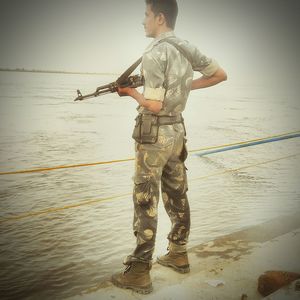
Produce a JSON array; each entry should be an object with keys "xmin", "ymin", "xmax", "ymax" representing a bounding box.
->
[{"xmin": 132, "ymin": 114, "xmax": 159, "ymax": 144}]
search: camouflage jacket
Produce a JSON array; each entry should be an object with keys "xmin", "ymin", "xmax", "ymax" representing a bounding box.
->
[{"xmin": 139, "ymin": 31, "xmax": 219, "ymax": 116}]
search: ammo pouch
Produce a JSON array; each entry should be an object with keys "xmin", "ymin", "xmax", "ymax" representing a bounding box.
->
[
  {"xmin": 132, "ymin": 113, "xmax": 185, "ymax": 145},
  {"xmin": 132, "ymin": 114, "xmax": 159, "ymax": 144}
]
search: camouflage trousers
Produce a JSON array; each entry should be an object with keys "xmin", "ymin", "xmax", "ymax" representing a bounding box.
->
[{"xmin": 128, "ymin": 123, "xmax": 190, "ymax": 263}]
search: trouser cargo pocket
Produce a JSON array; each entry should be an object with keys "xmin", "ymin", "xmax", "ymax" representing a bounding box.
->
[
  {"xmin": 134, "ymin": 175, "xmax": 153, "ymax": 206},
  {"xmin": 179, "ymin": 138, "xmax": 188, "ymax": 162}
]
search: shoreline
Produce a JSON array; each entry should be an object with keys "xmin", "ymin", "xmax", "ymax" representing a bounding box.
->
[{"xmin": 68, "ymin": 212, "xmax": 300, "ymax": 300}]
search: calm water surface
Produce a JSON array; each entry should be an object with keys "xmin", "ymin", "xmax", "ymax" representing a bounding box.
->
[{"xmin": 0, "ymin": 72, "xmax": 299, "ymax": 299}]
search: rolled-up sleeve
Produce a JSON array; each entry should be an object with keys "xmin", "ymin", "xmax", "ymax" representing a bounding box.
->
[
  {"xmin": 142, "ymin": 51, "xmax": 166, "ymax": 102},
  {"xmin": 192, "ymin": 48, "xmax": 219, "ymax": 77}
]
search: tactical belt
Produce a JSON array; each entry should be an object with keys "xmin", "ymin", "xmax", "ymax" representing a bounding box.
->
[
  {"xmin": 143, "ymin": 114, "xmax": 184, "ymax": 125},
  {"xmin": 157, "ymin": 114, "xmax": 186, "ymax": 136},
  {"xmin": 133, "ymin": 114, "xmax": 185, "ymax": 144}
]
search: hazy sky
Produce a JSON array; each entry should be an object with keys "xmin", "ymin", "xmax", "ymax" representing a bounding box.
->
[{"xmin": 0, "ymin": 0, "xmax": 299, "ymax": 84}]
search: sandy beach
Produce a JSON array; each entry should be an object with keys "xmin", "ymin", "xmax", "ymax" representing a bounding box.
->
[{"xmin": 68, "ymin": 213, "xmax": 300, "ymax": 300}]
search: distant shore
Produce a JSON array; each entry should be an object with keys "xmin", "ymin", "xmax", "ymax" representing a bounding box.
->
[{"xmin": 0, "ymin": 68, "xmax": 117, "ymax": 76}]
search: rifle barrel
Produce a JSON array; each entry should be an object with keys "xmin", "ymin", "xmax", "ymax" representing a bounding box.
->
[
  {"xmin": 96, "ymin": 83, "xmax": 112, "ymax": 92},
  {"xmin": 74, "ymin": 87, "xmax": 114, "ymax": 101}
]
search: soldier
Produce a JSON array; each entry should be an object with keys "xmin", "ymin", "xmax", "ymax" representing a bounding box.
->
[{"xmin": 112, "ymin": 0, "xmax": 227, "ymax": 294}]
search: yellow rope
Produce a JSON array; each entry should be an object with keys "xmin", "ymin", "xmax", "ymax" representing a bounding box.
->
[
  {"xmin": 0, "ymin": 130, "xmax": 299, "ymax": 176},
  {"xmin": 1, "ymin": 152, "xmax": 298, "ymax": 224},
  {"xmin": 0, "ymin": 158, "xmax": 135, "ymax": 176},
  {"xmin": 0, "ymin": 193, "xmax": 131, "ymax": 224}
]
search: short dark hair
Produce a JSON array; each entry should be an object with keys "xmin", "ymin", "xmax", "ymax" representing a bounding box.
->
[{"xmin": 145, "ymin": 0, "xmax": 178, "ymax": 29}]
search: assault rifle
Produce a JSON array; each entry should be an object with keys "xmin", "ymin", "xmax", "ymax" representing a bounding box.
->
[{"xmin": 74, "ymin": 57, "xmax": 143, "ymax": 101}]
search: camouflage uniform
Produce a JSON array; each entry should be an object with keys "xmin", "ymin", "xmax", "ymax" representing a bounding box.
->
[{"xmin": 128, "ymin": 31, "xmax": 219, "ymax": 263}]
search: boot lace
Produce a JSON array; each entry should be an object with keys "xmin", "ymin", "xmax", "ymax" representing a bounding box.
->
[{"xmin": 123, "ymin": 264, "xmax": 132, "ymax": 274}]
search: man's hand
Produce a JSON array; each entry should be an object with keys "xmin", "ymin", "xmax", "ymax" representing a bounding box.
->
[{"xmin": 117, "ymin": 86, "xmax": 135, "ymax": 97}]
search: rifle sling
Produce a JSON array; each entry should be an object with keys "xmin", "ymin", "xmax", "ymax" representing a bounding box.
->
[
  {"xmin": 117, "ymin": 38, "xmax": 193, "ymax": 84},
  {"xmin": 116, "ymin": 57, "xmax": 142, "ymax": 84},
  {"xmin": 159, "ymin": 38, "xmax": 193, "ymax": 66}
]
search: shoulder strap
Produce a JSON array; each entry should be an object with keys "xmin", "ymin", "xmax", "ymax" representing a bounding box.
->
[{"xmin": 159, "ymin": 38, "xmax": 193, "ymax": 66}]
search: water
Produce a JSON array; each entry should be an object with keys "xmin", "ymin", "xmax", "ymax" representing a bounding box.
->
[{"xmin": 0, "ymin": 71, "xmax": 299, "ymax": 299}]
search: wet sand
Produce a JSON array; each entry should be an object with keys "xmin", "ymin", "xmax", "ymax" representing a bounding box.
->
[{"xmin": 68, "ymin": 212, "xmax": 300, "ymax": 300}]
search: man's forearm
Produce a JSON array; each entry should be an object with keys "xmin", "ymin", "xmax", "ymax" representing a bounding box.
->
[
  {"xmin": 129, "ymin": 89, "xmax": 149, "ymax": 108},
  {"xmin": 129, "ymin": 89, "xmax": 162, "ymax": 114},
  {"xmin": 191, "ymin": 68, "xmax": 227, "ymax": 90}
]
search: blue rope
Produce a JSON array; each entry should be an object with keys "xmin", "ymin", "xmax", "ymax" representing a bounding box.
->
[{"xmin": 196, "ymin": 132, "xmax": 300, "ymax": 157}]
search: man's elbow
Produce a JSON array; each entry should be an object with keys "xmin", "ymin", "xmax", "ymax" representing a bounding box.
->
[
  {"xmin": 221, "ymin": 70, "xmax": 228, "ymax": 82},
  {"xmin": 149, "ymin": 106, "xmax": 162, "ymax": 114},
  {"xmin": 217, "ymin": 68, "xmax": 227, "ymax": 82},
  {"xmin": 151, "ymin": 108, "xmax": 162, "ymax": 114},
  {"xmin": 147, "ymin": 100, "xmax": 163, "ymax": 114}
]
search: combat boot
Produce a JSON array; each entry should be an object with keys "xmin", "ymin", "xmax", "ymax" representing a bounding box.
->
[
  {"xmin": 157, "ymin": 243, "xmax": 190, "ymax": 274},
  {"xmin": 111, "ymin": 260, "xmax": 153, "ymax": 294}
]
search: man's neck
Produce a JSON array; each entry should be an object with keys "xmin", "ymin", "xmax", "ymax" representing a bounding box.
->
[{"xmin": 153, "ymin": 27, "xmax": 173, "ymax": 38}]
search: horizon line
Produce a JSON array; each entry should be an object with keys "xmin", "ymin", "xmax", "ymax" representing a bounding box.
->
[{"xmin": 0, "ymin": 67, "xmax": 119, "ymax": 76}]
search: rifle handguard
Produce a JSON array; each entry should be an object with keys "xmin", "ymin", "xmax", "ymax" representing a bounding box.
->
[{"xmin": 118, "ymin": 75, "xmax": 144, "ymax": 88}]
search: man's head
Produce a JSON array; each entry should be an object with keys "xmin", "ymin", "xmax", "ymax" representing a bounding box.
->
[{"xmin": 143, "ymin": 0, "xmax": 178, "ymax": 38}]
